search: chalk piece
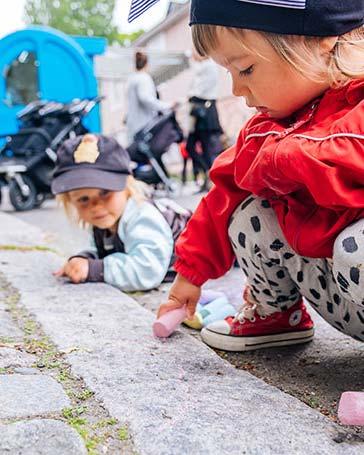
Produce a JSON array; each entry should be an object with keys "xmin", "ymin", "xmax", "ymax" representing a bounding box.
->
[
  {"xmin": 153, "ymin": 307, "xmax": 187, "ymax": 338},
  {"xmin": 183, "ymin": 312, "xmax": 203, "ymax": 330},
  {"xmin": 200, "ymin": 297, "xmax": 229, "ymax": 317},
  {"xmin": 199, "ymin": 290, "xmax": 225, "ymax": 305},
  {"xmin": 203, "ymin": 304, "xmax": 236, "ymax": 326},
  {"xmin": 338, "ymin": 392, "xmax": 364, "ymax": 425}
]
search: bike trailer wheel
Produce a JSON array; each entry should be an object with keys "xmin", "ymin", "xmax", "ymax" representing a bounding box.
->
[{"xmin": 9, "ymin": 175, "xmax": 37, "ymax": 211}]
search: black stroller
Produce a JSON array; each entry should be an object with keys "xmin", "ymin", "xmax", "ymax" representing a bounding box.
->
[
  {"xmin": 127, "ymin": 110, "xmax": 184, "ymax": 193},
  {"xmin": 0, "ymin": 96, "xmax": 102, "ymax": 211}
]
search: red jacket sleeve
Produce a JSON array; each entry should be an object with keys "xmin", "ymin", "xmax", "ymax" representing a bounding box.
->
[{"xmin": 174, "ymin": 137, "xmax": 250, "ymax": 286}]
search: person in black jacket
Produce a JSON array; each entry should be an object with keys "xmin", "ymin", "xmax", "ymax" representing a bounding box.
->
[{"xmin": 186, "ymin": 48, "xmax": 223, "ymax": 191}]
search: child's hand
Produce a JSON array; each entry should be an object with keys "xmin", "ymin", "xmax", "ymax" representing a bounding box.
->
[
  {"xmin": 53, "ymin": 257, "xmax": 89, "ymax": 284},
  {"xmin": 157, "ymin": 273, "xmax": 201, "ymax": 320}
]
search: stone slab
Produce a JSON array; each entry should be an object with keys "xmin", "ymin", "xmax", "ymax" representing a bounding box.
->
[
  {"xmin": 0, "ymin": 348, "xmax": 36, "ymax": 369},
  {"xmin": 0, "ymin": 419, "xmax": 87, "ymax": 455},
  {"xmin": 136, "ymin": 267, "xmax": 364, "ymax": 421},
  {"xmin": 0, "ymin": 212, "xmax": 47, "ymax": 248},
  {"xmin": 0, "ymin": 307, "xmax": 23, "ymax": 340},
  {"xmin": 1, "ymin": 250, "xmax": 363, "ymax": 454},
  {"xmin": 0, "ymin": 374, "xmax": 70, "ymax": 418}
]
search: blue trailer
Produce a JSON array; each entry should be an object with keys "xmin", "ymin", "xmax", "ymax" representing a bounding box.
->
[
  {"xmin": 0, "ymin": 26, "xmax": 107, "ymax": 211},
  {"xmin": 0, "ymin": 26, "xmax": 106, "ymax": 136}
]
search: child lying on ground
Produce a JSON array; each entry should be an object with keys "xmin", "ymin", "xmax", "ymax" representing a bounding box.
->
[
  {"xmin": 52, "ymin": 133, "xmax": 174, "ymax": 291},
  {"xmin": 158, "ymin": 0, "xmax": 364, "ymax": 351}
]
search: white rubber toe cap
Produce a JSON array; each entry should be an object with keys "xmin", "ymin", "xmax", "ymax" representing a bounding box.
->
[{"xmin": 204, "ymin": 319, "xmax": 231, "ymax": 335}]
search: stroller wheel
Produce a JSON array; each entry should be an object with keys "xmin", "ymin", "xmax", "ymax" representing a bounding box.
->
[
  {"xmin": 34, "ymin": 193, "xmax": 46, "ymax": 208},
  {"xmin": 9, "ymin": 175, "xmax": 37, "ymax": 211}
]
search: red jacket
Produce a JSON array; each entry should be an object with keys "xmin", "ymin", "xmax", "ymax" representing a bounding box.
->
[{"xmin": 175, "ymin": 80, "xmax": 364, "ymax": 286}]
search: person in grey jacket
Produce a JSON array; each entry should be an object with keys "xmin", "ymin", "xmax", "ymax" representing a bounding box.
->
[
  {"xmin": 52, "ymin": 133, "xmax": 173, "ymax": 292},
  {"xmin": 126, "ymin": 51, "xmax": 170, "ymax": 144}
]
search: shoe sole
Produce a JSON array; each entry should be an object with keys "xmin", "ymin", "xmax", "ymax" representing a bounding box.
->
[{"xmin": 201, "ymin": 327, "xmax": 314, "ymax": 352}]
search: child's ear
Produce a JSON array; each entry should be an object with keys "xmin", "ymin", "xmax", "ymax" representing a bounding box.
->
[{"xmin": 319, "ymin": 36, "xmax": 338, "ymax": 54}]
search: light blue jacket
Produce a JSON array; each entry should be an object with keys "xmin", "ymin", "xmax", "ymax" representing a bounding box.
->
[{"xmin": 79, "ymin": 197, "xmax": 174, "ymax": 292}]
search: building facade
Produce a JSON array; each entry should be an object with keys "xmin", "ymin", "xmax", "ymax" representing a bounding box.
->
[
  {"xmin": 96, "ymin": 1, "xmax": 254, "ymax": 146},
  {"xmin": 131, "ymin": 2, "xmax": 254, "ymax": 145}
]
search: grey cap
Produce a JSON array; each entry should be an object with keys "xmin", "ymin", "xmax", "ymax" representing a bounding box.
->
[{"xmin": 51, "ymin": 134, "xmax": 131, "ymax": 194}]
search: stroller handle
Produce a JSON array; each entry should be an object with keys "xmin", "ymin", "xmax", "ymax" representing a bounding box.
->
[{"xmin": 67, "ymin": 96, "xmax": 103, "ymax": 115}]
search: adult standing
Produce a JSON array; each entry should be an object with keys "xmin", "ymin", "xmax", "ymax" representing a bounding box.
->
[
  {"xmin": 186, "ymin": 49, "xmax": 223, "ymax": 190},
  {"xmin": 126, "ymin": 51, "xmax": 170, "ymax": 145}
]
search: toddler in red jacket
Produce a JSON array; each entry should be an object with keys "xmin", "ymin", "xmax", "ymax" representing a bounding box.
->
[{"xmin": 157, "ymin": 0, "xmax": 364, "ymax": 351}]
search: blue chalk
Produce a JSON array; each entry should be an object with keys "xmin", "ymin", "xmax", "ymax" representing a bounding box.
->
[{"xmin": 203, "ymin": 304, "xmax": 236, "ymax": 326}]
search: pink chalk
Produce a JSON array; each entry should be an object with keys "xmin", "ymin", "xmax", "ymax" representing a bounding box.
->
[
  {"xmin": 153, "ymin": 307, "xmax": 187, "ymax": 338},
  {"xmin": 338, "ymin": 392, "xmax": 364, "ymax": 425}
]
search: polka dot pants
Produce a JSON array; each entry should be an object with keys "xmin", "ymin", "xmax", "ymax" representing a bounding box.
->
[{"xmin": 228, "ymin": 196, "xmax": 364, "ymax": 342}]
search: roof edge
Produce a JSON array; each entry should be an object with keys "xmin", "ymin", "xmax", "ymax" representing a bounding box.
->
[{"xmin": 132, "ymin": 3, "xmax": 190, "ymax": 47}]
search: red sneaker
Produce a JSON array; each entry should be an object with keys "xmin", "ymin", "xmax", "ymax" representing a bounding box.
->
[{"xmin": 201, "ymin": 293, "xmax": 314, "ymax": 352}]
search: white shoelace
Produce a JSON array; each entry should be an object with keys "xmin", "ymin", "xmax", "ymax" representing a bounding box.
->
[{"xmin": 233, "ymin": 295, "xmax": 276, "ymax": 324}]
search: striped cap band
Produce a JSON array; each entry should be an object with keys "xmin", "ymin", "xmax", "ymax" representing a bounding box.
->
[
  {"xmin": 128, "ymin": 0, "xmax": 160, "ymax": 23},
  {"xmin": 127, "ymin": 0, "xmax": 307, "ymax": 23},
  {"xmin": 237, "ymin": 0, "xmax": 306, "ymax": 8},
  {"xmin": 127, "ymin": 0, "xmax": 364, "ymax": 36}
]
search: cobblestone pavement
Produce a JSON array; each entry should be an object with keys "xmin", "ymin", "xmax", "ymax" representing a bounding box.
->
[{"xmin": 0, "ymin": 274, "xmax": 135, "ymax": 455}]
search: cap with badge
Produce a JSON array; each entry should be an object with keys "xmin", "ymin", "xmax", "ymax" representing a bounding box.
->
[
  {"xmin": 128, "ymin": 0, "xmax": 364, "ymax": 36},
  {"xmin": 51, "ymin": 134, "xmax": 131, "ymax": 195}
]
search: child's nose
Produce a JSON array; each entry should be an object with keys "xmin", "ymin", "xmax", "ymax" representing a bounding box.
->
[
  {"xmin": 91, "ymin": 198, "xmax": 103, "ymax": 209},
  {"xmin": 232, "ymin": 79, "xmax": 249, "ymax": 98}
]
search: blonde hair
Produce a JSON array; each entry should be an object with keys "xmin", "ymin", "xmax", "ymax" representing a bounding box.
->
[
  {"xmin": 192, "ymin": 24, "xmax": 364, "ymax": 87},
  {"xmin": 56, "ymin": 175, "xmax": 149, "ymax": 227}
]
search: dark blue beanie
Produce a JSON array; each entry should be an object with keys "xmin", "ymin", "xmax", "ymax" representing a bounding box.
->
[{"xmin": 190, "ymin": 0, "xmax": 364, "ymax": 36}]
